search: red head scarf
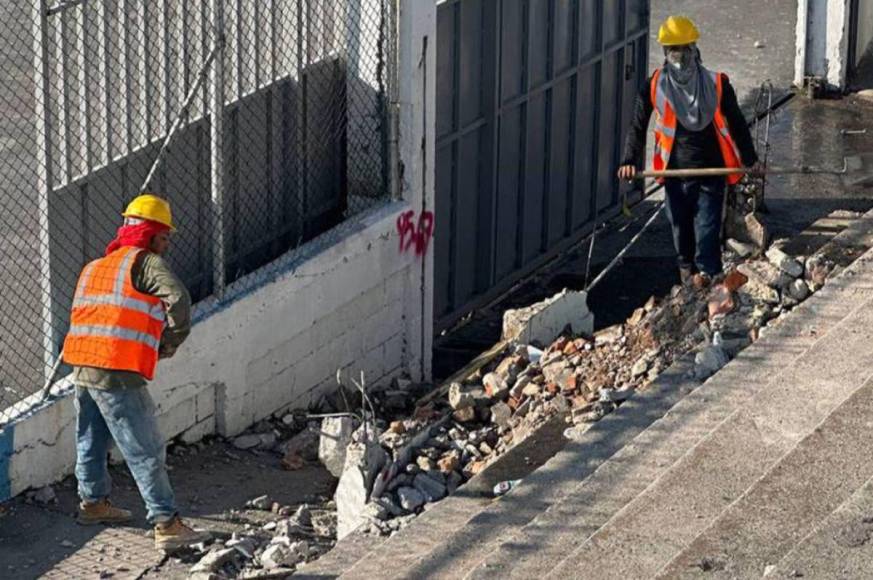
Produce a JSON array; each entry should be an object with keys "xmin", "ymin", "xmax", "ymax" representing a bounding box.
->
[{"xmin": 105, "ymin": 218, "xmax": 171, "ymax": 256}]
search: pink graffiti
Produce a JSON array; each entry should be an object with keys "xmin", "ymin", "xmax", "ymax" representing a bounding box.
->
[{"xmin": 396, "ymin": 210, "xmax": 435, "ymax": 257}]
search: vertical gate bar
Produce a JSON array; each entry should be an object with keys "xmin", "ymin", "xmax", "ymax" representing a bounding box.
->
[
  {"xmin": 295, "ymin": 0, "xmax": 306, "ymax": 242},
  {"xmin": 269, "ymin": 0, "xmax": 276, "ymax": 81},
  {"xmin": 101, "ymin": 0, "xmax": 113, "ymax": 162},
  {"xmin": 235, "ymin": 0, "xmax": 242, "ymax": 100},
  {"xmin": 487, "ymin": 0, "xmax": 503, "ymax": 286},
  {"xmin": 540, "ymin": 0, "xmax": 556, "ymax": 251},
  {"xmin": 387, "ymin": 0, "xmax": 400, "ymax": 199},
  {"xmin": 448, "ymin": 1, "xmax": 461, "ymax": 312},
  {"xmin": 56, "ymin": 10, "xmax": 71, "ymax": 184},
  {"xmin": 74, "ymin": 4, "xmax": 93, "ymax": 173},
  {"xmin": 254, "ymin": 0, "xmax": 261, "ymax": 88},
  {"xmin": 34, "ymin": 0, "xmax": 60, "ymax": 376},
  {"xmin": 210, "ymin": 0, "xmax": 226, "ymax": 296},
  {"xmin": 565, "ymin": 0, "xmax": 579, "ymax": 235},
  {"xmin": 138, "ymin": 2, "xmax": 151, "ymax": 143},
  {"xmin": 122, "ymin": 0, "xmax": 132, "ymax": 155},
  {"xmin": 162, "ymin": 0, "xmax": 172, "ymax": 133},
  {"xmin": 514, "ymin": 0, "xmax": 530, "ymax": 268},
  {"xmin": 93, "ymin": 0, "xmax": 109, "ymax": 167}
]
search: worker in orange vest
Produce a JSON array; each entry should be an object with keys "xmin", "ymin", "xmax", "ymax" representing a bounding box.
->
[
  {"xmin": 64, "ymin": 194, "xmax": 210, "ymax": 551},
  {"xmin": 618, "ymin": 16, "xmax": 762, "ymax": 287}
]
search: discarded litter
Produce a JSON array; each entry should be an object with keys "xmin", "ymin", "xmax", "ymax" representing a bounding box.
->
[{"xmin": 493, "ymin": 480, "xmax": 522, "ymax": 497}]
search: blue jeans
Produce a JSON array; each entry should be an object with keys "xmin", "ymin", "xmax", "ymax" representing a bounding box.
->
[
  {"xmin": 75, "ymin": 386, "xmax": 177, "ymax": 523},
  {"xmin": 664, "ymin": 177, "xmax": 726, "ymax": 277}
]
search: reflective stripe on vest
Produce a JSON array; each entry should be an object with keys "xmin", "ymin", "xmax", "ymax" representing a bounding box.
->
[
  {"xmin": 67, "ymin": 324, "xmax": 162, "ymax": 351},
  {"xmin": 64, "ymin": 247, "xmax": 166, "ymax": 379},
  {"xmin": 650, "ymin": 69, "xmax": 744, "ymax": 185}
]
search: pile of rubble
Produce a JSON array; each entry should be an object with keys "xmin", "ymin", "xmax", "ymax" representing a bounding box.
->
[
  {"xmin": 334, "ymin": 237, "xmax": 841, "ymax": 538},
  {"xmin": 185, "ymin": 498, "xmax": 338, "ymax": 579},
  {"xmin": 181, "ymin": 235, "xmax": 843, "ymax": 575}
]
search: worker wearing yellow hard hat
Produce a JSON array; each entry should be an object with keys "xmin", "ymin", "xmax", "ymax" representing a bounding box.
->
[
  {"xmin": 618, "ymin": 16, "xmax": 761, "ymax": 287},
  {"xmin": 122, "ymin": 192, "xmax": 177, "ymax": 231},
  {"xmin": 64, "ymin": 193, "xmax": 210, "ymax": 551}
]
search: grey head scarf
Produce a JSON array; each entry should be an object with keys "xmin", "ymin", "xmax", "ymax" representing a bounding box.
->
[{"xmin": 660, "ymin": 44, "xmax": 718, "ymax": 132}]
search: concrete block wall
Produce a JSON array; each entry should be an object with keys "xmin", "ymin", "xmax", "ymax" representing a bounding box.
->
[{"xmin": 0, "ymin": 0, "xmax": 436, "ymax": 502}]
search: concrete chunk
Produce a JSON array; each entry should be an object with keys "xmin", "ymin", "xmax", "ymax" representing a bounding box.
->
[
  {"xmin": 502, "ymin": 289, "xmax": 594, "ymax": 346},
  {"xmin": 319, "ymin": 417, "xmax": 357, "ymax": 478}
]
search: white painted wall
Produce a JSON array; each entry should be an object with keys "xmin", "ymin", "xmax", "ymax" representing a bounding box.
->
[
  {"xmin": 0, "ymin": 0, "xmax": 437, "ymax": 501},
  {"xmin": 796, "ymin": 0, "xmax": 873, "ymax": 88}
]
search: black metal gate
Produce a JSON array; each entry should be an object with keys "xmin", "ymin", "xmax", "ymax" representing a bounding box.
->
[{"xmin": 434, "ymin": 0, "xmax": 650, "ymax": 329}]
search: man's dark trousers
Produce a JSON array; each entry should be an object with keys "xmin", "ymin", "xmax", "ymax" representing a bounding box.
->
[{"xmin": 663, "ymin": 176, "xmax": 726, "ymax": 277}]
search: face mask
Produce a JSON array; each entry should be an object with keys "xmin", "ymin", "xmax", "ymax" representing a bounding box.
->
[{"xmin": 666, "ymin": 49, "xmax": 694, "ymax": 70}]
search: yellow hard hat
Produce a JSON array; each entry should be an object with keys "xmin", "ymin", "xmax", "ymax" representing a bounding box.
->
[
  {"xmin": 122, "ymin": 194, "xmax": 176, "ymax": 231},
  {"xmin": 658, "ymin": 15, "xmax": 700, "ymax": 46}
]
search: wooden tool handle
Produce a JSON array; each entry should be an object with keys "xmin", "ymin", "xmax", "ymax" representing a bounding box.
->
[{"xmin": 636, "ymin": 167, "xmax": 751, "ymax": 179}]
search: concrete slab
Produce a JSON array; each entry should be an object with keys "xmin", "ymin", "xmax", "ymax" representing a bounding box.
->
[
  {"xmin": 659, "ymin": 378, "xmax": 873, "ymax": 578},
  {"xmin": 467, "ymin": 249, "xmax": 873, "ymax": 579},
  {"xmin": 545, "ymin": 290, "xmax": 873, "ymax": 579}
]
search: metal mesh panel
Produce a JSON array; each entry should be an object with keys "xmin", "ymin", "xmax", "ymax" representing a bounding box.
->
[{"xmin": 0, "ymin": 0, "xmax": 394, "ymax": 423}]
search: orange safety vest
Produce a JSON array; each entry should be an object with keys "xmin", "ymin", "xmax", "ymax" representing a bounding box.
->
[
  {"xmin": 650, "ymin": 69, "xmax": 744, "ymax": 185},
  {"xmin": 64, "ymin": 247, "xmax": 166, "ymax": 380}
]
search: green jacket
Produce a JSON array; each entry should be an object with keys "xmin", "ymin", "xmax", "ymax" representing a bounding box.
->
[{"xmin": 72, "ymin": 251, "xmax": 192, "ymax": 389}]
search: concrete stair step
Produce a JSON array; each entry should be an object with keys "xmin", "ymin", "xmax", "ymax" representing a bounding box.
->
[
  {"xmin": 543, "ymin": 279, "xmax": 873, "ymax": 579},
  {"xmin": 657, "ymin": 377, "xmax": 873, "ymax": 578},
  {"xmin": 767, "ymin": 475, "xmax": 873, "ymax": 578},
  {"xmin": 465, "ymin": 250, "xmax": 873, "ymax": 579}
]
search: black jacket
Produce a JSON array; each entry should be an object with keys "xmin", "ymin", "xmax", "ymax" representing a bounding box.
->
[{"xmin": 621, "ymin": 72, "xmax": 758, "ymax": 170}]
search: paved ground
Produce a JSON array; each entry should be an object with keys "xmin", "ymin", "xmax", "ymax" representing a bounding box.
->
[{"xmin": 0, "ymin": 438, "xmax": 336, "ymax": 579}]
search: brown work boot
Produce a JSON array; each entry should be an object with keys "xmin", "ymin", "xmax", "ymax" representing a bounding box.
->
[
  {"xmin": 77, "ymin": 499, "xmax": 133, "ymax": 526},
  {"xmin": 154, "ymin": 516, "xmax": 211, "ymax": 552}
]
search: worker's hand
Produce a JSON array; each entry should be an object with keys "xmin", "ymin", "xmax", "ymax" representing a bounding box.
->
[
  {"xmin": 749, "ymin": 161, "xmax": 766, "ymax": 177},
  {"xmin": 617, "ymin": 165, "xmax": 637, "ymax": 181}
]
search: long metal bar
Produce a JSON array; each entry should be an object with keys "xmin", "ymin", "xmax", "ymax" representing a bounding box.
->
[
  {"xmin": 586, "ymin": 202, "xmax": 665, "ymax": 292},
  {"xmin": 46, "ymin": 0, "xmax": 88, "ymax": 17},
  {"xmin": 210, "ymin": 0, "xmax": 227, "ymax": 296},
  {"xmin": 139, "ymin": 44, "xmax": 221, "ymax": 193}
]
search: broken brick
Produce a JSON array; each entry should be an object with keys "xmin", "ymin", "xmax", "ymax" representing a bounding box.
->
[
  {"xmin": 389, "ymin": 421, "xmax": 407, "ymax": 435},
  {"xmin": 483, "ymin": 373, "xmax": 510, "ymax": 400},
  {"xmin": 563, "ymin": 374, "xmax": 580, "ymax": 394},
  {"xmin": 563, "ymin": 341, "xmax": 579, "ymax": 355},
  {"xmin": 708, "ymin": 284, "xmax": 736, "ymax": 319},
  {"xmin": 723, "ymin": 269, "xmax": 749, "ymax": 292},
  {"xmin": 437, "ymin": 453, "xmax": 461, "ymax": 473},
  {"xmin": 550, "ymin": 336, "xmax": 570, "ymax": 353}
]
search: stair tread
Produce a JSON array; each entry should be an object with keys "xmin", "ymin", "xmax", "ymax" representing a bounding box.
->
[
  {"xmin": 658, "ymin": 377, "xmax": 873, "ymax": 578},
  {"xmin": 543, "ymin": 292, "xmax": 873, "ymax": 579},
  {"xmin": 769, "ymin": 476, "xmax": 873, "ymax": 578},
  {"xmin": 467, "ymin": 255, "xmax": 873, "ymax": 579}
]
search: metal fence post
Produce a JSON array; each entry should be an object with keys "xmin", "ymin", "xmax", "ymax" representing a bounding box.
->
[
  {"xmin": 210, "ymin": 0, "xmax": 226, "ymax": 296},
  {"xmin": 33, "ymin": 0, "xmax": 59, "ymax": 381}
]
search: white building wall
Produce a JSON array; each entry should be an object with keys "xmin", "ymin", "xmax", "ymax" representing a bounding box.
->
[
  {"xmin": 0, "ymin": 0, "xmax": 437, "ymax": 501},
  {"xmin": 796, "ymin": 0, "xmax": 872, "ymax": 88}
]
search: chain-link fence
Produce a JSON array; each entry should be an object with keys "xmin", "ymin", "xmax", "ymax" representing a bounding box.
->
[{"xmin": 0, "ymin": 0, "xmax": 396, "ymax": 424}]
